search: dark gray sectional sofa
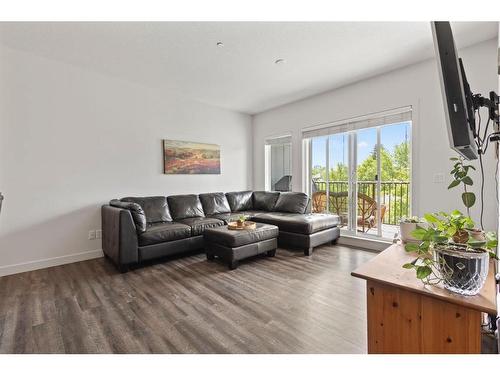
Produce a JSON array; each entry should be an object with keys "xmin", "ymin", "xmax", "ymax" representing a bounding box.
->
[{"xmin": 102, "ymin": 191, "xmax": 340, "ymax": 272}]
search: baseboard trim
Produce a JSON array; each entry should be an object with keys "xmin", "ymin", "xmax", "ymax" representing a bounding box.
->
[{"xmin": 0, "ymin": 249, "xmax": 104, "ymax": 277}]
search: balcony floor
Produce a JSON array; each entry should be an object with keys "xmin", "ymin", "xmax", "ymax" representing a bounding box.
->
[
  {"xmin": 366, "ymin": 224, "xmax": 399, "ymax": 240},
  {"xmin": 339, "ymin": 223, "xmax": 399, "ymax": 241}
]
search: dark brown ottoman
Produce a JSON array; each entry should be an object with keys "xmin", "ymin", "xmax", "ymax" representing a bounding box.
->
[{"xmin": 203, "ymin": 223, "xmax": 279, "ymax": 269}]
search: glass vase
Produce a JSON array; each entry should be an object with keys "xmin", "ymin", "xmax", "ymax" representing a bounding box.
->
[{"xmin": 433, "ymin": 244, "xmax": 489, "ymax": 296}]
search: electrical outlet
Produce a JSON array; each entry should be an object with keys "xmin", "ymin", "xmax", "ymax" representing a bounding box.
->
[
  {"xmin": 96, "ymin": 229, "xmax": 102, "ymax": 239},
  {"xmin": 88, "ymin": 230, "xmax": 96, "ymax": 240}
]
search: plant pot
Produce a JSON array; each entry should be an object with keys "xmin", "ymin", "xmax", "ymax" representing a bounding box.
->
[
  {"xmin": 466, "ymin": 228, "xmax": 485, "ymax": 241},
  {"xmin": 399, "ymin": 222, "xmax": 419, "ymax": 243},
  {"xmin": 432, "ymin": 244, "xmax": 489, "ymax": 296},
  {"xmin": 452, "ymin": 229, "xmax": 469, "ymax": 244},
  {"xmin": 237, "ymin": 221, "xmax": 244, "ymax": 228}
]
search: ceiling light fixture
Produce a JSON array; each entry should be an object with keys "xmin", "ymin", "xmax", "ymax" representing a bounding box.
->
[
  {"xmin": 275, "ymin": 58, "xmax": 285, "ymax": 65},
  {"xmin": 216, "ymin": 41, "xmax": 224, "ymax": 47}
]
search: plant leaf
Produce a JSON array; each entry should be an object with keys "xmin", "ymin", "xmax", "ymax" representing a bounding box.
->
[
  {"xmin": 416, "ymin": 266, "xmax": 432, "ymax": 279},
  {"xmin": 464, "ymin": 216, "xmax": 475, "ymax": 228},
  {"xmin": 411, "ymin": 228, "xmax": 428, "ymax": 240},
  {"xmin": 447, "ymin": 226, "xmax": 457, "ymax": 236},
  {"xmin": 404, "ymin": 243, "xmax": 419, "ymax": 252},
  {"xmin": 461, "ymin": 176, "xmax": 473, "ymax": 186},
  {"xmin": 418, "ymin": 241, "xmax": 430, "ymax": 251},
  {"xmin": 447, "ymin": 180, "xmax": 461, "ymax": 189},
  {"xmin": 433, "ymin": 235, "xmax": 448, "ymax": 244},
  {"xmin": 424, "ymin": 213, "xmax": 439, "ymax": 223},
  {"xmin": 462, "ymin": 192, "xmax": 476, "ymax": 208},
  {"xmin": 486, "ymin": 239, "xmax": 498, "ymax": 250},
  {"xmin": 488, "ymin": 251, "xmax": 499, "ymax": 260},
  {"xmin": 402, "ymin": 263, "xmax": 415, "ymax": 269},
  {"xmin": 485, "ymin": 231, "xmax": 497, "ymax": 241},
  {"xmin": 468, "ymin": 239, "xmax": 486, "ymax": 249}
]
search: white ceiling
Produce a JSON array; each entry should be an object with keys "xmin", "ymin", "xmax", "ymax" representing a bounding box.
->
[{"xmin": 0, "ymin": 22, "xmax": 497, "ymax": 114}]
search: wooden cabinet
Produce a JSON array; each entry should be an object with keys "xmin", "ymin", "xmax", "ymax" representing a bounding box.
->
[{"xmin": 352, "ymin": 244, "xmax": 496, "ymax": 354}]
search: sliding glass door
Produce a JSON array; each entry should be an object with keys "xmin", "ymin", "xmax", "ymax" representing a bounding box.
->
[
  {"xmin": 379, "ymin": 123, "xmax": 411, "ymax": 235},
  {"xmin": 356, "ymin": 127, "xmax": 378, "ymax": 234},
  {"xmin": 308, "ymin": 119, "xmax": 411, "ymax": 240},
  {"xmin": 328, "ymin": 133, "xmax": 350, "ymax": 228}
]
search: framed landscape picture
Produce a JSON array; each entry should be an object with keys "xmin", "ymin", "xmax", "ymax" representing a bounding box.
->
[{"xmin": 163, "ymin": 139, "xmax": 221, "ymax": 174}]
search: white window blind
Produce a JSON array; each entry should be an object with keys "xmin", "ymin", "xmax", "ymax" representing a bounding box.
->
[
  {"xmin": 301, "ymin": 106, "xmax": 412, "ymax": 139},
  {"xmin": 265, "ymin": 135, "xmax": 292, "ymax": 145}
]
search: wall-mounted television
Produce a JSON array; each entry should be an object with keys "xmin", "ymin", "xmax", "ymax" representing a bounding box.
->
[{"xmin": 431, "ymin": 21, "xmax": 478, "ymax": 160}]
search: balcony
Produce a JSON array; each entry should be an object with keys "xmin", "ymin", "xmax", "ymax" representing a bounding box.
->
[{"xmin": 311, "ymin": 180, "xmax": 410, "ymax": 239}]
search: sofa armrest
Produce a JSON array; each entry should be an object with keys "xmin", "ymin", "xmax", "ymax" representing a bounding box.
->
[
  {"xmin": 102, "ymin": 205, "xmax": 139, "ymax": 269},
  {"xmin": 109, "ymin": 199, "xmax": 146, "ymax": 233},
  {"xmin": 304, "ymin": 198, "xmax": 312, "ymax": 214}
]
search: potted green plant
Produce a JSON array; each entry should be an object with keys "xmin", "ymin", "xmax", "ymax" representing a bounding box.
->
[
  {"xmin": 399, "ymin": 216, "xmax": 423, "ymax": 243},
  {"xmin": 237, "ymin": 214, "xmax": 248, "ymax": 228},
  {"xmin": 438, "ymin": 210, "xmax": 474, "ymax": 244},
  {"xmin": 447, "ymin": 156, "xmax": 476, "ymax": 216},
  {"xmin": 403, "ymin": 211, "xmax": 497, "ymax": 295},
  {"xmin": 447, "ymin": 156, "xmax": 486, "ymax": 240}
]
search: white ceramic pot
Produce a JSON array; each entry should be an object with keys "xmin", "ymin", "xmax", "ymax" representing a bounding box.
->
[
  {"xmin": 400, "ymin": 222, "xmax": 419, "ymax": 243},
  {"xmin": 466, "ymin": 228, "xmax": 485, "ymax": 241}
]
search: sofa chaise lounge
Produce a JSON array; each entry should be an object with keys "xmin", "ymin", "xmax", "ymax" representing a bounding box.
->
[{"xmin": 102, "ymin": 191, "xmax": 340, "ymax": 272}]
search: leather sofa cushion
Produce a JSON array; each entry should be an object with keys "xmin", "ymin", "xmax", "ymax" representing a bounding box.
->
[
  {"xmin": 274, "ymin": 192, "xmax": 309, "ymax": 214},
  {"xmin": 138, "ymin": 222, "xmax": 192, "ymax": 246},
  {"xmin": 176, "ymin": 217, "xmax": 225, "ymax": 236},
  {"xmin": 167, "ymin": 194, "xmax": 205, "ymax": 220},
  {"xmin": 225, "ymin": 191, "xmax": 253, "ymax": 212},
  {"xmin": 252, "ymin": 212, "xmax": 340, "ymax": 234},
  {"xmin": 121, "ymin": 196, "xmax": 172, "ymax": 223},
  {"xmin": 199, "ymin": 192, "xmax": 231, "ymax": 215},
  {"xmin": 109, "ymin": 199, "xmax": 147, "ymax": 233},
  {"xmin": 204, "ymin": 223, "xmax": 279, "ymax": 248},
  {"xmin": 209, "ymin": 211, "xmax": 267, "ymax": 224},
  {"xmin": 253, "ymin": 191, "xmax": 280, "ymax": 211}
]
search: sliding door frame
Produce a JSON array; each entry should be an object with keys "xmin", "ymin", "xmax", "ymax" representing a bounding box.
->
[
  {"xmin": 302, "ymin": 107, "xmax": 413, "ymax": 240},
  {"xmin": 304, "ymin": 123, "xmax": 412, "ymax": 240},
  {"xmin": 347, "ymin": 132, "xmax": 357, "ymax": 234},
  {"xmin": 376, "ymin": 128, "xmax": 382, "ymax": 237}
]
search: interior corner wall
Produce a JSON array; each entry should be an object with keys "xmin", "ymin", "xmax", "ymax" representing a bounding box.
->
[
  {"xmin": 0, "ymin": 45, "xmax": 252, "ymax": 276},
  {"xmin": 252, "ymin": 38, "xmax": 499, "ymax": 232}
]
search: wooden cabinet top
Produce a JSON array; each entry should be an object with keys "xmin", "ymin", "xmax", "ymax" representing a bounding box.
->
[{"xmin": 351, "ymin": 244, "xmax": 497, "ymax": 315}]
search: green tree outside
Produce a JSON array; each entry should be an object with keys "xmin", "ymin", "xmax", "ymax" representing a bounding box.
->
[{"xmin": 311, "ymin": 140, "xmax": 410, "ymax": 224}]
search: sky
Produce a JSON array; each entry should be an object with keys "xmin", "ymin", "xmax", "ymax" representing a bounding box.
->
[{"xmin": 311, "ymin": 121, "xmax": 410, "ymax": 169}]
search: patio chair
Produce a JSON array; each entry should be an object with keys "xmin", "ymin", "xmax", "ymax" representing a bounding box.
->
[
  {"xmin": 311, "ymin": 178, "xmax": 330, "ymax": 213},
  {"xmin": 329, "ymin": 191, "xmax": 386, "ymax": 232},
  {"xmin": 357, "ymin": 194, "xmax": 387, "ymax": 233}
]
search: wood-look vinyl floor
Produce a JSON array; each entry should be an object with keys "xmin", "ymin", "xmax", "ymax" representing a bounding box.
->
[{"xmin": 0, "ymin": 245, "xmax": 375, "ymax": 354}]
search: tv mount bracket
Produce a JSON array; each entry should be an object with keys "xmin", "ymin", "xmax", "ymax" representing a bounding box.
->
[
  {"xmin": 471, "ymin": 91, "xmax": 500, "ymax": 149},
  {"xmin": 472, "ymin": 90, "xmax": 499, "ymax": 126}
]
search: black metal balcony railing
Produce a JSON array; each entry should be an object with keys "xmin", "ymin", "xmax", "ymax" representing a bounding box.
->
[{"xmin": 312, "ymin": 180, "xmax": 410, "ymax": 226}]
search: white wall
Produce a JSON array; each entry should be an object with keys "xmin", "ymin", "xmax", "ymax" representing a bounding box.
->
[
  {"xmin": 253, "ymin": 39, "xmax": 499, "ymax": 232},
  {"xmin": 0, "ymin": 45, "xmax": 252, "ymax": 276}
]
